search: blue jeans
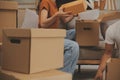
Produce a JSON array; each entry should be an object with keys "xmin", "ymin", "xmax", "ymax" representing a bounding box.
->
[{"xmin": 59, "ymin": 29, "xmax": 80, "ymax": 74}]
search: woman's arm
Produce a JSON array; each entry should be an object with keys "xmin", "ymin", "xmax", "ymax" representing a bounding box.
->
[
  {"xmin": 39, "ymin": 9, "xmax": 58, "ymax": 28},
  {"xmin": 39, "ymin": 8, "xmax": 73, "ymax": 28}
]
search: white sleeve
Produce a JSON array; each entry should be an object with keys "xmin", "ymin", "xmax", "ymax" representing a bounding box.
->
[{"xmin": 105, "ymin": 26, "xmax": 114, "ymax": 44}]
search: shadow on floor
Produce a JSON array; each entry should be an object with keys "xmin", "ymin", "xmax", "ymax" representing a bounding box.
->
[{"xmin": 73, "ymin": 69, "xmax": 97, "ymax": 80}]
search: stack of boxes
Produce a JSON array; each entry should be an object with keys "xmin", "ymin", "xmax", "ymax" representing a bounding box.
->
[
  {"xmin": 0, "ymin": 1, "xmax": 18, "ymax": 67},
  {"xmin": 0, "ymin": 1, "xmax": 72, "ymax": 80}
]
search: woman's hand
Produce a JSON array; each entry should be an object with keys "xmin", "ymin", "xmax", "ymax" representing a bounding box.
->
[
  {"xmin": 94, "ymin": 70, "xmax": 103, "ymax": 80},
  {"xmin": 56, "ymin": 6, "xmax": 72, "ymax": 18}
]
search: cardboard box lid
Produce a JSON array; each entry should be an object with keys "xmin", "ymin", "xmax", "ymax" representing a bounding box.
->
[
  {"xmin": 3, "ymin": 29, "xmax": 66, "ymax": 38},
  {"xmin": 0, "ymin": 1, "xmax": 18, "ymax": 10},
  {"xmin": 3, "ymin": 29, "xmax": 31, "ymax": 38},
  {"xmin": 31, "ymin": 29, "xmax": 66, "ymax": 38}
]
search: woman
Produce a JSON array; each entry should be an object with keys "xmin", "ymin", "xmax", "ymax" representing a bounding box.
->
[{"xmin": 38, "ymin": 0, "xmax": 79, "ymax": 74}]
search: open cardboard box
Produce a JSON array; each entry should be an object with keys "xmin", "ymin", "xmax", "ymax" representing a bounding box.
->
[{"xmin": 76, "ymin": 11, "xmax": 120, "ymax": 46}]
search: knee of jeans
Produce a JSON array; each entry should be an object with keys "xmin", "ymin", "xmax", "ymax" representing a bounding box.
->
[{"xmin": 71, "ymin": 41, "xmax": 79, "ymax": 56}]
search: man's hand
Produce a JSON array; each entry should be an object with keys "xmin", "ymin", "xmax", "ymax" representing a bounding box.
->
[{"xmin": 94, "ymin": 70, "xmax": 103, "ymax": 80}]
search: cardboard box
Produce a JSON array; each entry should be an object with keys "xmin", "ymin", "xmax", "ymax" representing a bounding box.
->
[
  {"xmin": 105, "ymin": 58, "xmax": 120, "ymax": 80},
  {"xmin": 0, "ymin": 43, "xmax": 2, "ymax": 66},
  {"xmin": 0, "ymin": 69, "xmax": 72, "ymax": 80},
  {"xmin": 61, "ymin": 0, "xmax": 86, "ymax": 15},
  {"xmin": 1, "ymin": 29, "xmax": 66, "ymax": 74},
  {"xmin": 0, "ymin": 1, "xmax": 18, "ymax": 42},
  {"xmin": 76, "ymin": 20, "xmax": 99, "ymax": 46}
]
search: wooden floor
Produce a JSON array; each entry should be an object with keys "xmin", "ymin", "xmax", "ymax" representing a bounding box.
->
[{"xmin": 73, "ymin": 65, "xmax": 98, "ymax": 80}]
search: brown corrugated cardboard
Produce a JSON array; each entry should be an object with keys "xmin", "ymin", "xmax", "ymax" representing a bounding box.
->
[
  {"xmin": 98, "ymin": 11, "xmax": 120, "ymax": 22},
  {"xmin": 61, "ymin": 0, "xmax": 86, "ymax": 15},
  {"xmin": 0, "ymin": 69, "xmax": 72, "ymax": 80},
  {"xmin": 2, "ymin": 29, "xmax": 66, "ymax": 74},
  {"xmin": 0, "ymin": 1, "xmax": 18, "ymax": 42},
  {"xmin": 0, "ymin": 43, "xmax": 2, "ymax": 66},
  {"xmin": 76, "ymin": 20, "xmax": 99, "ymax": 46},
  {"xmin": 0, "ymin": 1, "xmax": 18, "ymax": 10},
  {"xmin": 105, "ymin": 58, "xmax": 120, "ymax": 80}
]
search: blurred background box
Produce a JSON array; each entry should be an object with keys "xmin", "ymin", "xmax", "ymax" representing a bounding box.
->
[
  {"xmin": 0, "ymin": 1, "xmax": 18, "ymax": 42},
  {"xmin": 76, "ymin": 20, "xmax": 99, "ymax": 46}
]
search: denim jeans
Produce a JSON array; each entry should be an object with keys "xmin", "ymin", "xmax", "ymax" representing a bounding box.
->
[{"xmin": 59, "ymin": 29, "xmax": 80, "ymax": 74}]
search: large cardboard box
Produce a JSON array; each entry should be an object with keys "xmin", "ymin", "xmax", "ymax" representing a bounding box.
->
[
  {"xmin": 0, "ymin": 69, "xmax": 72, "ymax": 80},
  {"xmin": 76, "ymin": 20, "xmax": 99, "ymax": 46},
  {"xmin": 1, "ymin": 29, "xmax": 66, "ymax": 74},
  {"xmin": 61, "ymin": 0, "xmax": 86, "ymax": 15},
  {"xmin": 0, "ymin": 1, "xmax": 18, "ymax": 42},
  {"xmin": 105, "ymin": 58, "xmax": 120, "ymax": 80}
]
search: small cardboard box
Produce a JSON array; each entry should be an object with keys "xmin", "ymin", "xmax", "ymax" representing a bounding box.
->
[
  {"xmin": 61, "ymin": 0, "xmax": 86, "ymax": 15},
  {"xmin": 105, "ymin": 58, "xmax": 120, "ymax": 80},
  {"xmin": 1, "ymin": 29, "xmax": 66, "ymax": 74},
  {"xmin": 0, "ymin": 1, "xmax": 18, "ymax": 42},
  {"xmin": 76, "ymin": 20, "xmax": 99, "ymax": 46},
  {"xmin": 0, "ymin": 69, "xmax": 72, "ymax": 80}
]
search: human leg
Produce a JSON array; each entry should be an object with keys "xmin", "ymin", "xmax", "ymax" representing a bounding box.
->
[
  {"xmin": 59, "ymin": 39, "xmax": 79, "ymax": 74},
  {"xmin": 65, "ymin": 29, "xmax": 76, "ymax": 40}
]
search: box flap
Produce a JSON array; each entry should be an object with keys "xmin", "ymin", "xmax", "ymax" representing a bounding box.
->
[
  {"xmin": 111, "ymin": 58, "xmax": 120, "ymax": 63},
  {"xmin": 0, "ymin": 1, "xmax": 18, "ymax": 10},
  {"xmin": 31, "ymin": 29, "xmax": 66, "ymax": 38},
  {"xmin": 3, "ymin": 29, "xmax": 31, "ymax": 38}
]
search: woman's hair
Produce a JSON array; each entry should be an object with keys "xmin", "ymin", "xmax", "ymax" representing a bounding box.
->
[
  {"xmin": 36, "ymin": 0, "xmax": 42, "ymax": 14},
  {"xmin": 37, "ymin": 0, "xmax": 75, "ymax": 13},
  {"xmin": 56, "ymin": 0, "xmax": 74, "ymax": 8}
]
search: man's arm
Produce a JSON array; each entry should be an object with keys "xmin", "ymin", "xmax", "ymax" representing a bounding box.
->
[{"xmin": 94, "ymin": 43, "xmax": 114, "ymax": 80}]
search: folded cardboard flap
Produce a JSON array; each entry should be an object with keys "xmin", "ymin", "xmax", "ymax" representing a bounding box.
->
[
  {"xmin": 0, "ymin": 1, "xmax": 18, "ymax": 10},
  {"xmin": 61, "ymin": 0, "xmax": 86, "ymax": 14},
  {"xmin": 98, "ymin": 11, "xmax": 120, "ymax": 22}
]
